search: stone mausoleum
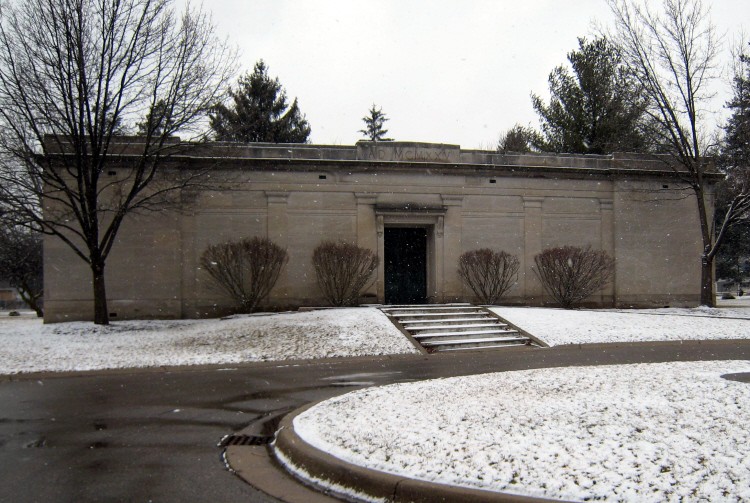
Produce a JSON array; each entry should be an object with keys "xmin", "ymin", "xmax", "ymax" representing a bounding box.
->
[{"xmin": 43, "ymin": 140, "xmax": 714, "ymax": 322}]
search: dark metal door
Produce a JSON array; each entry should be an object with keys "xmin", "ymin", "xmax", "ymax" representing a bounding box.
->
[{"xmin": 384, "ymin": 227, "xmax": 427, "ymax": 304}]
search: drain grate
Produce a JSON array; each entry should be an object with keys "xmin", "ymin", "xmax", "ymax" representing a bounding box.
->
[{"xmin": 218, "ymin": 434, "xmax": 273, "ymax": 447}]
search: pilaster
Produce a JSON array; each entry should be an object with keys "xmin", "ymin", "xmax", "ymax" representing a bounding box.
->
[
  {"xmin": 523, "ymin": 196, "xmax": 544, "ymax": 301},
  {"xmin": 266, "ymin": 191, "xmax": 290, "ymax": 301},
  {"xmin": 355, "ymin": 192, "xmax": 379, "ymax": 296},
  {"xmin": 441, "ymin": 195, "xmax": 464, "ymax": 300},
  {"xmin": 600, "ymin": 198, "xmax": 615, "ymax": 304}
]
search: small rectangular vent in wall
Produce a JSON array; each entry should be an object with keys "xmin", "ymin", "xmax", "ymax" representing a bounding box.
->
[
  {"xmin": 319, "ymin": 174, "xmax": 327, "ymax": 180},
  {"xmin": 489, "ymin": 179, "xmax": 496, "ymax": 184}
]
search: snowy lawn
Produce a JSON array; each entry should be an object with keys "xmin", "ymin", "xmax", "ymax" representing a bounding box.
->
[
  {"xmin": 0, "ymin": 308, "xmax": 418, "ymax": 374},
  {"xmin": 293, "ymin": 360, "xmax": 750, "ymax": 502},
  {"xmin": 491, "ymin": 306, "xmax": 750, "ymax": 346}
]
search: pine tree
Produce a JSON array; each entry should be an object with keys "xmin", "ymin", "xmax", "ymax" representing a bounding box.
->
[
  {"xmin": 136, "ymin": 100, "xmax": 169, "ymax": 136},
  {"xmin": 497, "ymin": 124, "xmax": 537, "ymax": 153},
  {"xmin": 359, "ymin": 104, "xmax": 392, "ymax": 141},
  {"xmin": 724, "ymin": 44, "xmax": 750, "ymax": 171},
  {"xmin": 716, "ymin": 42, "xmax": 750, "ymax": 289},
  {"xmin": 531, "ymin": 36, "xmax": 647, "ymax": 154},
  {"xmin": 210, "ymin": 60, "xmax": 311, "ymax": 143}
]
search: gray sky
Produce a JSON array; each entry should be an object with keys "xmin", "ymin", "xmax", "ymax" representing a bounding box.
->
[{"xmin": 206, "ymin": 0, "xmax": 747, "ymax": 149}]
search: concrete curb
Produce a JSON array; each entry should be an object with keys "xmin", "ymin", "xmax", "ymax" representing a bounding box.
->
[{"xmin": 272, "ymin": 401, "xmax": 571, "ymax": 503}]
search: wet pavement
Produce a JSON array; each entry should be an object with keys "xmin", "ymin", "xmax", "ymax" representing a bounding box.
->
[{"xmin": 2, "ymin": 340, "xmax": 750, "ymax": 502}]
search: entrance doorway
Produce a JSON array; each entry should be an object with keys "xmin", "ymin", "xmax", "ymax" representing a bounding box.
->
[{"xmin": 384, "ymin": 227, "xmax": 427, "ymax": 304}]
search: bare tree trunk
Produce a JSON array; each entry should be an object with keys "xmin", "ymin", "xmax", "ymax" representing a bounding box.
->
[
  {"xmin": 17, "ymin": 284, "xmax": 43, "ymax": 317},
  {"xmin": 695, "ymin": 185, "xmax": 717, "ymax": 308},
  {"xmin": 92, "ymin": 262, "xmax": 109, "ymax": 325},
  {"xmin": 701, "ymin": 255, "xmax": 716, "ymax": 307},
  {"xmin": 0, "ymin": 0, "xmax": 235, "ymax": 325}
]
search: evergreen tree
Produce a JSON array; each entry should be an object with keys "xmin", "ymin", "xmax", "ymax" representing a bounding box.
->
[
  {"xmin": 359, "ymin": 104, "xmax": 392, "ymax": 141},
  {"xmin": 716, "ymin": 42, "xmax": 750, "ymax": 287},
  {"xmin": 497, "ymin": 124, "xmax": 537, "ymax": 153},
  {"xmin": 210, "ymin": 60, "xmax": 311, "ymax": 143},
  {"xmin": 531, "ymin": 36, "xmax": 647, "ymax": 154},
  {"xmin": 715, "ymin": 224, "xmax": 750, "ymax": 286},
  {"xmin": 136, "ymin": 100, "xmax": 169, "ymax": 136},
  {"xmin": 724, "ymin": 43, "xmax": 750, "ymax": 173}
]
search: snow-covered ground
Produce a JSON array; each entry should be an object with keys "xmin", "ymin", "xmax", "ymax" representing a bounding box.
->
[
  {"xmin": 293, "ymin": 360, "xmax": 750, "ymax": 502},
  {"xmin": 0, "ymin": 308, "xmax": 418, "ymax": 374},
  {"xmin": 491, "ymin": 306, "xmax": 750, "ymax": 346},
  {"xmin": 3, "ymin": 301, "xmax": 749, "ymax": 374}
]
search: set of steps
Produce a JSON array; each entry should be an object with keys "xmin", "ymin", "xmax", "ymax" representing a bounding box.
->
[{"xmin": 380, "ymin": 304, "xmax": 533, "ymax": 352}]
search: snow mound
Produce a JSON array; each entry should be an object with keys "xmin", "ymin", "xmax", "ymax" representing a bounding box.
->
[
  {"xmin": 0, "ymin": 308, "xmax": 418, "ymax": 374},
  {"xmin": 491, "ymin": 307, "xmax": 750, "ymax": 346},
  {"xmin": 294, "ymin": 360, "xmax": 750, "ymax": 502}
]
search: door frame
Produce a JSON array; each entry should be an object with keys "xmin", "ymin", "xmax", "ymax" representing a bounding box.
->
[
  {"xmin": 383, "ymin": 226, "xmax": 428, "ymax": 305},
  {"xmin": 375, "ymin": 206, "xmax": 446, "ymax": 304}
]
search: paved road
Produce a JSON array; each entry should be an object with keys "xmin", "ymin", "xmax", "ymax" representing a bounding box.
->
[{"xmin": 2, "ymin": 340, "xmax": 750, "ymax": 502}]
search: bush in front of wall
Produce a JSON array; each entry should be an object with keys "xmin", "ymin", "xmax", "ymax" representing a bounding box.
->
[
  {"xmin": 533, "ymin": 245, "xmax": 615, "ymax": 309},
  {"xmin": 312, "ymin": 241, "xmax": 378, "ymax": 306},
  {"xmin": 458, "ymin": 249, "xmax": 520, "ymax": 305},
  {"xmin": 200, "ymin": 237, "xmax": 288, "ymax": 313}
]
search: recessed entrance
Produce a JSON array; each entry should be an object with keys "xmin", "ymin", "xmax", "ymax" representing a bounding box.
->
[{"xmin": 384, "ymin": 227, "xmax": 427, "ymax": 304}]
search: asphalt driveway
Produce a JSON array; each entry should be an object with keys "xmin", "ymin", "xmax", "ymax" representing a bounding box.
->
[{"xmin": 2, "ymin": 340, "xmax": 750, "ymax": 502}]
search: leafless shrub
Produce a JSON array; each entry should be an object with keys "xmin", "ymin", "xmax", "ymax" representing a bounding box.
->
[
  {"xmin": 458, "ymin": 249, "xmax": 519, "ymax": 304},
  {"xmin": 200, "ymin": 237, "xmax": 287, "ymax": 313},
  {"xmin": 533, "ymin": 245, "xmax": 615, "ymax": 309},
  {"xmin": 312, "ymin": 241, "xmax": 378, "ymax": 306}
]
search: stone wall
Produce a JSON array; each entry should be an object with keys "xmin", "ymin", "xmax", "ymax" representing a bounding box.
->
[{"xmin": 42, "ymin": 141, "xmax": 713, "ymax": 321}]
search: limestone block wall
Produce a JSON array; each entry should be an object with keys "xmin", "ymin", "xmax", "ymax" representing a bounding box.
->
[
  {"xmin": 44, "ymin": 210, "xmax": 184, "ymax": 322},
  {"xmin": 612, "ymin": 180, "xmax": 704, "ymax": 307},
  {"xmin": 42, "ymin": 142, "xmax": 712, "ymax": 321}
]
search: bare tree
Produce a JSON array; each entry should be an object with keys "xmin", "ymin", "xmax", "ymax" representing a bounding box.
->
[
  {"xmin": 534, "ymin": 246, "xmax": 615, "ymax": 309},
  {"xmin": 312, "ymin": 241, "xmax": 378, "ymax": 307},
  {"xmin": 0, "ymin": 0, "xmax": 235, "ymax": 323},
  {"xmin": 458, "ymin": 249, "xmax": 520, "ymax": 304},
  {"xmin": 607, "ymin": 0, "xmax": 750, "ymax": 306},
  {"xmin": 200, "ymin": 237, "xmax": 288, "ymax": 313},
  {"xmin": 0, "ymin": 226, "xmax": 43, "ymax": 316}
]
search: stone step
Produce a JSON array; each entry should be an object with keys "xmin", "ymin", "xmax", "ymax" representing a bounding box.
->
[
  {"xmin": 413, "ymin": 329, "xmax": 520, "ymax": 339},
  {"xmin": 401, "ymin": 317, "xmax": 496, "ymax": 325},
  {"xmin": 384, "ymin": 307, "xmax": 483, "ymax": 314},
  {"xmin": 379, "ymin": 303, "xmax": 536, "ymax": 353},
  {"xmin": 380, "ymin": 303, "xmax": 471, "ymax": 310},
  {"xmin": 438, "ymin": 342, "xmax": 529, "ymax": 352},
  {"xmin": 421, "ymin": 336, "xmax": 529, "ymax": 348},
  {"xmin": 408, "ymin": 323, "xmax": 509, "ymax": 332},
  {"xmin": 390, "ymin": 311, "xmax": 485, "ymax": 319}
]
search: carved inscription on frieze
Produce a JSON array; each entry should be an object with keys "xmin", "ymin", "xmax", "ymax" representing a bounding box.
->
[{"xmin": 357, "ymin": 142, "xmax": 460, "ymax": 163}]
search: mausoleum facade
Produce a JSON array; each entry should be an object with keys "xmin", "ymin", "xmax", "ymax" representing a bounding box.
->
[{"xmin": 43, "ymin": 140, "xmax": 714, "ymax": 321}]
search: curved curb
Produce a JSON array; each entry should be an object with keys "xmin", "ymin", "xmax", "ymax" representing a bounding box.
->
[{"xmin": 272, "ymin": 401, "xmax": 571, "ymax": 503}]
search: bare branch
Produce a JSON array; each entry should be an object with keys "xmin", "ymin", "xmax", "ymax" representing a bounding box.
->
[
  {"xmin": 533, "ymin": 246, "xmax": 615, "ymax": 309},
  {"xmin": 0, "ymin": 0, "xmax": 236, "ymax": 323},
  {"xmin": 200, "ymin": 237, "xmax": 288, "ymax": 313},
  {"xmin": 312, "ymin": 241, "xmax": 379, "ymax": 307},
  {"xmin": 458, "ymin": 249, "xmax": 519, "ymax": 305}
]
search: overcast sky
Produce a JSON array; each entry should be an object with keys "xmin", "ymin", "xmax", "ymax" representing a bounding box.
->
[{"xmin": 205, "ymin": 0, "xmax": 747, "ymax": 149}]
